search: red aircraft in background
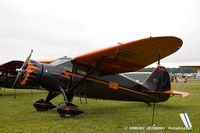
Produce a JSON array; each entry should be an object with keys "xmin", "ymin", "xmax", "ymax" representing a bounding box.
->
[{"xmin": 0, "ymin": 36, "xmax": 189, "ymax": 117}]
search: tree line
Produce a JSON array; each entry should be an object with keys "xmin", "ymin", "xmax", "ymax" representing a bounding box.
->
[{"xmin": 138, "ymin": 67, "xmax": 197, "ymax": 73}]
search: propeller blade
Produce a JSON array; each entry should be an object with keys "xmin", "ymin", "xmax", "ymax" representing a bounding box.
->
[
  {"xmin": 11, "ymin": 49, "xmax": 33, "ymax": 98},
  {"xmin": 12, "ymin": 72, "xmax": 21, "ymax": 89},
  {"xmin": 21, "ymin": 49, "xmax": 33, "ymax": 70}
]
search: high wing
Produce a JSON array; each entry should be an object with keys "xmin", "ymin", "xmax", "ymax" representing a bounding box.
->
[{"xmin": 73, "ymin": 36, "xmax": 182, "ymax": 75}]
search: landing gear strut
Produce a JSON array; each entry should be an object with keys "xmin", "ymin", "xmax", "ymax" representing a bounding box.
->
[
  {"xmin": 57, "ymin": 87, "xmax": 84, "ymax": 117},
  {"xmin": 57, "ymin": 64, "xmax": 97, "ymax": 117}
]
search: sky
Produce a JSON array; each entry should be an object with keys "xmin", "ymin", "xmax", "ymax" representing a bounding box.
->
[{"xmin": 0, "ymin": 0, "xmax": 200, "ymax": 68}]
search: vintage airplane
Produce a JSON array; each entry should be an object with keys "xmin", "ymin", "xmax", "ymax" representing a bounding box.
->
[{"xmin": 0, "ymin": 36, "xmax": 189, "ymax": 117}]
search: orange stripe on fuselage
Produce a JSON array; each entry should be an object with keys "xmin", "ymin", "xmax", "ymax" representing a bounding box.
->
[
  {"xmin": 56, "ymin": 71, "xmax": 152, "ymax": 98},
  {"xmin": 20, "ymin": 63, "xmax": 40, "ymax": 85},
  {"xmin": 54, "ymin": 72, "xmax": 71, "ymax": 79}
]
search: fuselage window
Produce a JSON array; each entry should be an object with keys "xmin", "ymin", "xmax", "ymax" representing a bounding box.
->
[
  {"xmin": 76, "ymin": 69, "xmax": 86, "ymax": 75},
  {"xmin": 58, "ymin": 61, "xmax": 73, "ymax": 72},
  {"xmin": 74, "ymin": 65, "xmax": 99, "ymax": 77},
  {"xmin": 75, "ymin": 65, "xmax": 87, "ymax": 76}
]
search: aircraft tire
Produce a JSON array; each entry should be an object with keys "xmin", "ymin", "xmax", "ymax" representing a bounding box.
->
[
  {"xmin": 33, "ymin": 98, "xmax": 56, "ymax": 111},
  {"xmin": 57, "ymin": 102, "xmax": 84, "ymax": 117}
]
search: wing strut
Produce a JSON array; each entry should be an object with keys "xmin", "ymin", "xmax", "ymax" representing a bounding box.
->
[
  {"xmin": 56, "ymin": 63, "xmax": 98, "ymax": 117},
  {"xmin": 151, "ymin": 46, "xmax": 162, "ymax": 125},
  {"xmin": 151, "ymin": 97, "xmax": 159, "ymax": 126},
  {"xmin": 61, "ymin": 63, "xmax": 98, "ymax": 102},
  {"xmin": 68, "ymin": 63, "xmax": 97, "ymax": 93},
  {"xmin": 151, "ymin": 102, "xmax": 156, "ymax": 125},
  {"xmin": 157, "ymin": 45, "xmax": 161, "ymax": 66}
]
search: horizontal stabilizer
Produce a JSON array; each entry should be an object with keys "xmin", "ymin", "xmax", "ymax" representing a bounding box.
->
[{"xmin": 164, "ymin": 90, "xmax": 189, "ymax": 97}]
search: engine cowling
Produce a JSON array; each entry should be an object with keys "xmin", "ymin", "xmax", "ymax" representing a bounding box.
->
[{"xmin": 20, "ymin": 60, "xmax": 43, "ymax": 87}]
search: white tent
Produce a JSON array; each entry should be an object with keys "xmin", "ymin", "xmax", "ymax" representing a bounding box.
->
[{"xmin": 196, "ymin": 70, "xmax": 200, "ymax": 80}]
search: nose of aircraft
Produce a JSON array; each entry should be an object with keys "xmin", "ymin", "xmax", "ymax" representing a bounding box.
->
[{"xmin": 20, "ymin": 60, "xmax": 43, "ymax": 87}]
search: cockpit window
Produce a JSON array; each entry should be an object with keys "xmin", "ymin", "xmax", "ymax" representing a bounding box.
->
[
  {"xmin": 74, "ymin": 65, "xmax": 99, "ymax": 77},
  {"xmin": 58, "ymin": 62, "xmax": 73, "ymax": 72},
  {"xmin": 50, "ymin": 57, "xmax": 71, "ymax": 66},
  {"xmin": 50, "ymin": 57, "xmax": 73, "ymax": 72}
]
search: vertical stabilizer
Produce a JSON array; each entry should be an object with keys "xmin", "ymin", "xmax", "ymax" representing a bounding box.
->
[{"xmin": 143, "ymin": 66, "xmax": 170, "ymax": 92}]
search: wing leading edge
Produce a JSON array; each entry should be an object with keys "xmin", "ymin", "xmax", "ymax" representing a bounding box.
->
[{"xmin": 73, "ymin": 36, "xmax": 182, "ymax": 75}]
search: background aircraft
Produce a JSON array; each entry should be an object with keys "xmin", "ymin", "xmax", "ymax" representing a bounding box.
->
[
  {"xmin": 0, "ymin": 36, "xmax": 188, "ymax": 117},
  {"xmin": 180, "ymin": 66, "xmax": 200, "ymax": 80}
]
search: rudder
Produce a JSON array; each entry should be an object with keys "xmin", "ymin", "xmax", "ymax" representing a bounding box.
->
[{"xmin": 143, "ymin": 66, "xmax": 170, "ymax": 92}]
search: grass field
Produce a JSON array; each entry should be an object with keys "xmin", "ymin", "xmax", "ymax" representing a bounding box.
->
[{"xmin": 0, "ymin": 81, "xmax": 199, "ymax": 133}]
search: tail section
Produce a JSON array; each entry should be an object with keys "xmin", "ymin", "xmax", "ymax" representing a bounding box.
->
[{"xmin": 143, "ymin": 66, "xmax": 170, "ymax": 92}]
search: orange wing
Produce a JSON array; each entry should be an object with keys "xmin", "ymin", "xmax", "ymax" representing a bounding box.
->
[{"xmin": 73, "ymin": 36, "xmax": 182, "ymax": 75}]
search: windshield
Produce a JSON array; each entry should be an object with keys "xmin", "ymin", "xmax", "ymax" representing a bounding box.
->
[{"xmin": 50, "ymin": 57, "xmax": 72, "ymax": 66}]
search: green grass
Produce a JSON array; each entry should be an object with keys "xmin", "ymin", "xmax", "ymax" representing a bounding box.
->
[{"xmin": 0, "ymin": 81, "xmax": 199, "ymax": 133}]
